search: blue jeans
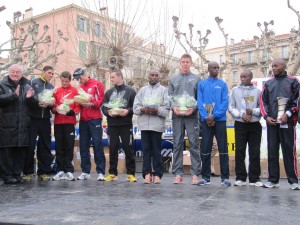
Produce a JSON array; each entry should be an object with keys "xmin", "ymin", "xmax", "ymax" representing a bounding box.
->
[
  {"xmin": 79, "ymin": 119, "xmax": 105, "ymax": 174},
  {"xmin": 201, "ymin": 121, "xmax": 229, "ymax": 181},
  {"xmin": 141, "ymin": 130, "xmax": 163, "ymax": 178}
]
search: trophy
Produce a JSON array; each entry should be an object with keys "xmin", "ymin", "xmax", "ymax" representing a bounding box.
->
[
  {"xmin": 203, "ymin": 102, "xmax": 215, "ymax": 115},
  {"xmin": 277, "ymin": 97, "xmax": 289, "ymax": 123},
  {"xmin": 243, "ymin": 95, "xmax": 254, "ymax": 109}
]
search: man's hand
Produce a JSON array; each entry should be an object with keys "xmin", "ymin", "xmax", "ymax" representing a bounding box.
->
[
  {"xmin": 80, "ymin": 102, "xmax": 93, "ymax": 107},
  {"xmin": 38, "ymin": 102, "xmax": 48, "ymax": 108},
  {"xmin": 206, "ymin": 114, "xmax": 215, "ymax": 127},
  {"xmin": 15, "ymin": 85, "xmax": 20, "ymax": 96},
  {"xmin": 66, "ymin": 109, "xmax": 75, "ymax": 116},
  {"xmin": 279, "ymin": 113, "xmax": 288, "ymax": 125},
  {"xmin": 26, "ymin": 87, "xmax": 34, "ymax": 98},
  {"xmin": 185, "ymin": 108, "xmax": 194, "ymax": 116},
  {"xmin": 246, "ymin": 109, "xmax": 253, "ymax": 115},
  {"xmin": 173, "ymin": 107, "xmax": 180, "ymax": 116},
  {"xmin": 242, "ymin": 113, "xmax": 252, "ymax": 123},
  {"xmin": 120, "ymin": 109, "xmax": 129, "ymax": 117},
  {"xmin": 266, "ymin": 116, "xmax": 277, "ymax": 126}
]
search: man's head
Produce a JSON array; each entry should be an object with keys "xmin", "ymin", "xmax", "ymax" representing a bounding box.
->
[
  {"xmin": 272, "ymin": 58, "xmax": 287, "ymax": 76},
  {"xmin": 180, "ymin": 54, "xmax": 192, "ymax": 74},
  {"xmin": 73, "ymin": 68, "xmax": 89, "ymax": 84},
  {"xmin": 240, "ymin": 70, "xmax": 253, "ymax": 86},
  {"xmin": 110, "ymin": 70, "xmax": 124, "ymax": 86},
  {"xmin": 208, "ymin": 61, "xmax": 220, "ymax": 78},
  {"xmin": 8, "ymin": 64, "xmax": 23, "ymax": 82},
  {"xmin": 148, "ymin": 69, "xmax": 160, "ymax": 85},
  {"xmin": 60, "ymin": 71, "xmax": 72, "ymax": 88},
  {"xmin": 41, "ymin": 66, "xmax": 54, "ymax": 82}
]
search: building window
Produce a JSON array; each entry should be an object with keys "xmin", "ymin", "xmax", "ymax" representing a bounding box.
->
[
  {"xmin": 281, "ymin": 46, "xmax": 288, "ymax": 58},
  {"xmin": 94, "ymin": 22, "xmax": 106, "ymax": 37},
  {"xmin": 101, "ymin": 46, "xmax": 108, "ymax": 68},
  {"xmin": 77, "ymin": 15, "xmax": 90, "ymax": 33},
  {"xmin": 79, "ymin": 40, "xmax": 87, "ymax": 58},
  {"xmin": 220, "ymin": 55, "xmax": 224, "ymax": 64},
  {"xmin": 232, "ymin": 71, "xmax": 238, "ymax": 83},
  {"xmin": 247, "ymin": 51, "xmax": 254, "ymax": 63},
  {"xmin": 231, "ymin": 54, "xmax": 238, "ymax": 64},
  {"xmin": 262, "ymin": 49, "xmax": 267, "ymax": 61}
]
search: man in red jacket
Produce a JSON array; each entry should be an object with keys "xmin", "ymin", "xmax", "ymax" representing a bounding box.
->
[
  {"xmin": 52, "ymin": 71, "xmax": 80, "ymax": 181},
  {"xmin": 73, "ymin": 68, "xmax": 106, "ymax": 181}
]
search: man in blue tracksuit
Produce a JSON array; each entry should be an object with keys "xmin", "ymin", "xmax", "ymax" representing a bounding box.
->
[{"xmin": 197, "ymin": 61, "xmax": 231, "ymax": 187}]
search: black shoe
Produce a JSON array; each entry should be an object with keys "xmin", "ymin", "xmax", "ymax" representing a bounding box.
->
[
  {"xmin": 4, "ymin": 177, "xmax": 18, "ymax": 184},
  {"xmin": 211, "ymin": 173, "xmax": 220, "ymax": 177},
  {"xmin": 15, "ymin": 176, "xmax": 25, "ymax": 184}
]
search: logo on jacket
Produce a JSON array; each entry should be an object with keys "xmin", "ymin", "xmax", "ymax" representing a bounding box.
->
[
  {"xmin": 215, "ymin": 85, "xmax": 222, "ymax": 89},
  {"xmin": 87, "ymin": 88, "xmax": 92, "ymax": 93}
]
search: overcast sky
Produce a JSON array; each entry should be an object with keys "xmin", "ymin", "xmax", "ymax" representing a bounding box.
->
[{"xmin": 1, "ymin": 0, "xmax": 300, "ymax": 56}]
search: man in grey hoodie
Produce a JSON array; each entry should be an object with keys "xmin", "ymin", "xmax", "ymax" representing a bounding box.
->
[
  {"xmin": 228, "ymin": 70, "xmax": 263, "ymax": 187},
  {"xmin": 133, "ymin": 70, "xmax": 169, "ymax": 184}
]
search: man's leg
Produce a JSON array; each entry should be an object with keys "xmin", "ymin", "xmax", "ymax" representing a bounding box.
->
[
  {"xmin": 171, "ymin": 117, "xmax": 185, "ymax": 176},
  {"xmin": 280, "ymin": 126, "xmax": 298, "ymax": 184},
  {"xmin": 211, "ymin": 136, "xmax": 218, "ymax": 175},
  {"xmin": 89, "ymin": 119, "xmax": 105, "ymax": 175},
  {"xmin": 63, "ymin": 124, "xmax": 75, "ymax": 173},
  {"xmin": 248, "ymin": 122, "xmax": 262, "ymax": 183},
  {"xmin": 79, "ymin": 120, "xmax": 92, "ymax": 174},
  {"xmin": 120, "ymin": 125, "xmax": 135, "ymax": 175},
  {"xmin": 107, "ymin": 126, "xmax": 120, "ymax": 175},
  {"xmin": 267, "ymin": 125, "xmax": 280, "ymax": 184},
  {"xmin": 234, "ymin": 121, "xmax": 248, "ymax": 182},
  {"xmin": 150, "ymin": 131, "xmax": 163, "ymax": 178},
  {"xmin": 141, "ymin": 130, "xmax": 152, "ymax": 178},
  {"xmin": 54, "ymin": 124, "xmax": 65, "ymax": 172},
  {"xmin": 185, "ymin": 117, "xmax": 201, "ymax": 176},
  {"xmin": 24, "ymin": 119, "xmax": 38, "ymax": 175},
  {"xmin": 215, "ymin": 121, "xmax": 229, "ymax": 181}
]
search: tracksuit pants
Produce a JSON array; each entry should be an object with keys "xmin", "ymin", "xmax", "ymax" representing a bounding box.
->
[
  {"xmin": 107, "ymin": 125, "xmax": 135, "ymax": 176},
  {"xmin": 267, "ymin": 124, "xmax": 298, "ymax": 184},
  {"xmin": 234, "ymin": 121, "xmax": 262, "ymax": 183},
  {"xmin": 54, "ymin": 124, "xmax": 75, "ymax": 173}
]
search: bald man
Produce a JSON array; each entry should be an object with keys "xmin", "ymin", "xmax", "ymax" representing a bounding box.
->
[{"xmin": 260, "ymin": 58, "xmax": 300, "ymax": 190}]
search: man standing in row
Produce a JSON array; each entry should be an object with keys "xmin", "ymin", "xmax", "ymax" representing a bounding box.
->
[
  {"xmin": 133, "ymin": 70, "xmax": 169, "ymax": 184},
  {"xmin": 0, "ymin": 64, "xmax": 35, "ymax": 184},
  {"xmin": 102, "ymin": 70, "xmax": 137, "ymax": 182},
  {"xmin": 24, "ymin": 66, "xmax": 55, "ymax": 181},
  {"xmin": 229, "ymin": 70, "xmax": 263, "ymax": 187},
  {"xmin": 197, "ymin": 61, "xmax": 231, "ymax": 187},
  {"xmin": 260, "ymin": 58, "xmax": 300, "ymax": 190},
  {"xmin": 168, "ymin": 53, "xmax": 201, "ymax": 185},
  {"xmin": 73, "ymin": 68, "xmax": 106, "ymax": 181}
]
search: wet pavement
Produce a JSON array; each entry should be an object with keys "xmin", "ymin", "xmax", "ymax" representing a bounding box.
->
[{"xmin": 0, "ymin": 173, "xmax": 299, "ymax": 225}]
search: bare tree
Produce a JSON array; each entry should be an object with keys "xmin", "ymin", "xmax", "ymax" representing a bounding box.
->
[
  {"xmin": 287, "ymin": 0, "xmax": 300, "ymax": 75},
  {"xmin": 0, "ymin": 8, "xmax": 68, "ymax": 78}
]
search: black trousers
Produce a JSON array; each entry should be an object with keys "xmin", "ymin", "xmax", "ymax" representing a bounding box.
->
[
  {"xmin": 54, "ymin": 124, "xmax": 75, "ymax": 173},
  {"xmin": 107, "ymin": 125, "xmax": 135, "ymax": 175},
  {"xmin": 24, "ymin": 118, "xmax": 53, "ymax": 175},
  {"xmin": 234, "ymin": 121, "xmax": 262, "ymax": 183},
  {"xmin": 0, "ymin": 147, "xmax": 25, "ymax": 180},
  {"xmin": 267, "ymin": 124, "xmax": 298, "ymax": 184}
]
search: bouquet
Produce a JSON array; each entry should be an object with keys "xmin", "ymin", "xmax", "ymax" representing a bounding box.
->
[
  {"xmin": 104, "ymin": 96, "xmax": 127, "ymax": 116},
  {"xmin": 56, "ymin": 95, "xmax": 74, "ymax": 115},
  {"xmin": 38, "ymin": 89, "xmax": 55, "ymax": 106},
  {"xmin": 172, "ymin": 92, "xmax": 197, "ymax": 115},
  {"xmin": 74, "ymin": 88, "xmax": 92, "ymax": 104},
  {"xmin": 143, "ymin": 95, "xmax": 162, "ymax": 108}
]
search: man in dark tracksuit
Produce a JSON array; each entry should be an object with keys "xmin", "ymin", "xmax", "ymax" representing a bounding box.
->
[
  {"xmin": 102, "ymin": 70, "xmax": 137, "ymax": 182},
  {"xmin": 0, "ymin": 64, "xmax": 35, "ymax": 184},
  {"xmin": 23, "ymin": 66, "xmax": 55, "ymax": 181},
  {"xmin": 260, "ymin": 58, "xmax": 300, "ymax": 190}
]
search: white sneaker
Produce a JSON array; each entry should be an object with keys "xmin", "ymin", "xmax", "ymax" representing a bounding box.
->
[
  {"xmin": 97, "ymin": 173, "xmax": 105, "ymax": 181},
  {"xmin": 77, "ymin": 172, "xmax": 91, "ymax": 180},
  {"xmin": 249, "ymin": 181, "xmax": 264, "ymax": 187},
  {"xmin": 52, "ymin": 171, "xmax": 65, "ymax": 181},
  {"xmin": 263, "ymin": 181, "xmax": 279, "ymax": 188},
  {"xmin": 234, "ymin": 180, "xmax": 247, "ymax": 186},
  {"xmin": 290, "ymin": 183, "xmax": 300, "ymax": 190},
  {"xmin": 65, "ymin": 172, "xmax": 75, "ymax": 181}
]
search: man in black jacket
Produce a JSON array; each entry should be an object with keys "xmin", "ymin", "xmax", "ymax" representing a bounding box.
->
[
  {"xmin": 102, "ymin": 70, "xmax": 137, "ymax": 182},
  {"xmin": 0, "ymin": 64, "xmax": 35, "ymax": 184},
  {"xmin": 23, "ymin": 66, "xmax": 55, "ymax": 181},
  {"xmin": 260, "ymin": 58, "xmax": 300, "ymax": 190}
]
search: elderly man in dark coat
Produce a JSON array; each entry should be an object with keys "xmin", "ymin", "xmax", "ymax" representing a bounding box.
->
[{"xmin": 0, "ymin": 64, "xmax": 34, "ymax": 184}]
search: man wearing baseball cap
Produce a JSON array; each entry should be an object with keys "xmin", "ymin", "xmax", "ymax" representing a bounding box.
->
[{"xmin": 73, "ymin": 68, "xmax": 106, "ymax": 181}]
